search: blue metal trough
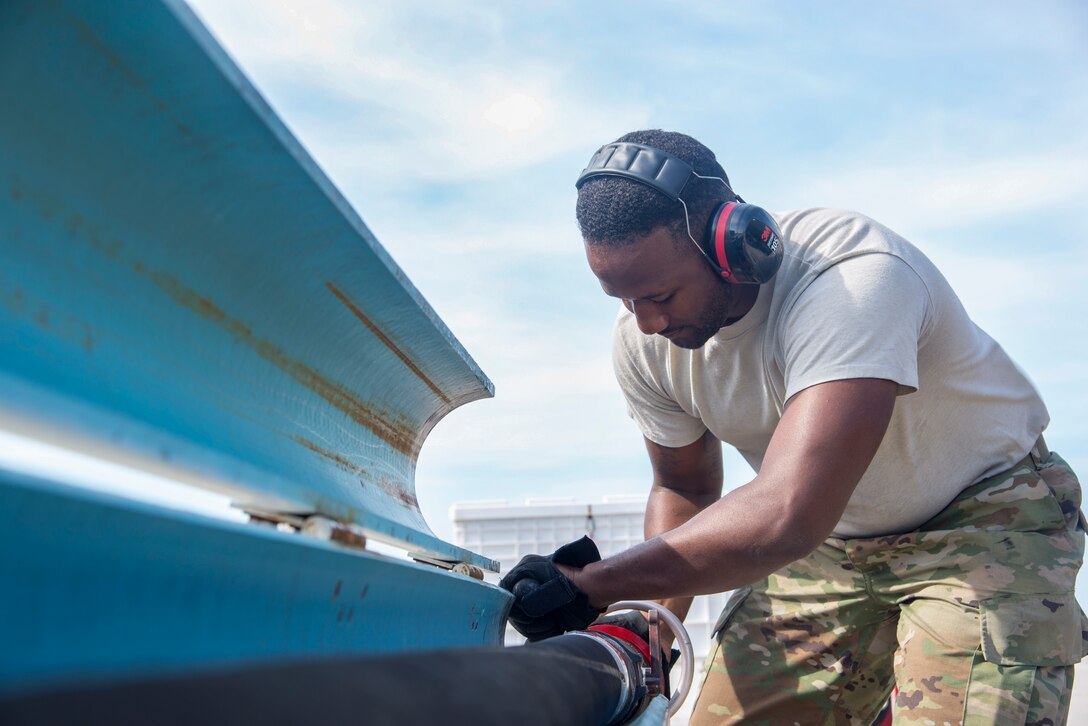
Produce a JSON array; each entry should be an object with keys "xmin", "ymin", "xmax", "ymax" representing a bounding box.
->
[{"xmin": 0, "ymin": 0, "xmax": 509, "ymax": 696}]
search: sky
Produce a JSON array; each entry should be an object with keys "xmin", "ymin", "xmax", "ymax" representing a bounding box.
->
[{"xmin": 176, "ymin": 0, "xmax": 1088, "ymax": 543}]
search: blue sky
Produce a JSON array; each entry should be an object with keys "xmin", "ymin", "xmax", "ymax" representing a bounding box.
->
[{"xmin": 184, "ymin": 0, "xmax": 1088, "ymax": 544}]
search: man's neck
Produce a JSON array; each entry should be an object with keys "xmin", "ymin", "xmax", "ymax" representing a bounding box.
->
[{"xmin": 723, "ymin": 284, "xmax": 760, "ymax": 326}]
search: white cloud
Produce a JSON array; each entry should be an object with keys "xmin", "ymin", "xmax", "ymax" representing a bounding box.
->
[
  {"xmin": 922, "ymin": 245, "xmax": 1086, "ymax": 319},
  {"xmin": 482, "ymin": 92, "xmax": 546, "ymax": 134},
  {"xmin": 790, "ymin": 148, "xmax": 1088, "ymax": 233},
  {"xmin": 187, "ymin": 0, "xmax": 650, "ymax": 182}
]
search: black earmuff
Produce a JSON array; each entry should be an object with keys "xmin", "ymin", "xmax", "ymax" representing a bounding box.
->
[
  {"xmin": 576, "ymin": 142, "xmax": 783, "ymax": 284},
  {"xmin": 703, "ymin": 201, "xmax": 782, "ymax": 284}
]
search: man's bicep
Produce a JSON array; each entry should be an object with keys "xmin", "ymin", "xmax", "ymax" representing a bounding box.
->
[
  {"xmin": 644, "ymin": 430, "xmax": 723, "ymax": 497},
  {"xmin": 758, "ymin": 377, "xmax": 898, "ymax": 548}
]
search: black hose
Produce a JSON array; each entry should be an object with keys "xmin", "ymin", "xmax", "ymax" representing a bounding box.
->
[{"xmin": 0, "ymin": 634, "xmax": 641, "ymax": 726}]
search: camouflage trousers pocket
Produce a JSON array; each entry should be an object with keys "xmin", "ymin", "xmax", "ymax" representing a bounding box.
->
[
  {"xmin": 1038, "ymin": 453, "xmax": 1087, "ymax": 531},
  {"xmin": 979, "ymin": 592, "xmax": 1088, "ymax": 666},
  {"xmin": 711, "ymin": 586, "xmax": 752, "ymax": 641}
]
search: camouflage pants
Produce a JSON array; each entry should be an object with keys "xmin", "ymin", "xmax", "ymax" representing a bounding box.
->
[{"xmin": 692, "ymin": 451, "xmax": 1088, "ymax": 725}]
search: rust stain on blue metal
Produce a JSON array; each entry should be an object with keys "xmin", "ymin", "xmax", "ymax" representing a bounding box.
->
[
  {"xmin": 291, "ymin": 436, "xmax": 368, "ymax": 477},
  {"xmin": 325, "ymin": 281, "xmax": 450, "ymax": 405},
  {"xmin": 134, "ymin": 263, "xmax": 421, "ymax": 458},
  {"xmin": 8, "ymin": 174, "xmax": 426, "ymax": 485},
  {"xmin": 377, "ymin": 476, "xmax": 420, "ymax": 509},
  {"xmin": 290, "ymin": 435, "xmax": 418, "ymax": 509},
  {"xmin": 59, "ymin": 4, "xmax": 200, "ymax": 145},
  {"xmin": 0, "ymin": 283, "xmax": 98, "ymax": 355}
]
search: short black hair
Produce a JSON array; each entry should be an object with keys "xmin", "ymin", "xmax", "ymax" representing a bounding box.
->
[{"xmin": 575, "ymin": 129, "xmax": 736, "ymax": 246}]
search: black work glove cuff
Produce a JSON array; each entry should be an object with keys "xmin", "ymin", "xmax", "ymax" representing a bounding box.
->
[{"xmin": 523, "ymin": 535, "xmax": 601, "ymax": 615}]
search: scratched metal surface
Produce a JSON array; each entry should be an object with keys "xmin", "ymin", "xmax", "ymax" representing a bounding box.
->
[
  {"xmin": 0, "ymin": 469, "xmax": 511, "ymax": 697},
  {"xmin": 0, "ymin": 0, "xmax": 496, "ymax": 568}
]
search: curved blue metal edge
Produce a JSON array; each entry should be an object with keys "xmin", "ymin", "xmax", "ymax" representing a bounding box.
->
[
  {"xmin": 0, "ymin": 371, "xmax": 500, "ymax": 572},
  {"xmin": 164, "ymin": 0, "xmax": 492, "ymax": 399},
  {"xmin": 0, "ymin": 467, "xmax": 512, "ymax": 698}
]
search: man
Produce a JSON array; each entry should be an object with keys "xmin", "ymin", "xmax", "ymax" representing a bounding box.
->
[{"xmin": 500, "ymin": 129, "xmax": 1087, "ymax": 724}]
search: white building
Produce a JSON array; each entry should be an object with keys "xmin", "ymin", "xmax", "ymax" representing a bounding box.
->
[{"xmin": 451, "ymin": 495, "xmax": 728, "ymax": 724}]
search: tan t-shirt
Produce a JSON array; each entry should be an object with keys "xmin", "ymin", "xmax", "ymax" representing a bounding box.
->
[{"xmin": 613, "ymin": 208, "xmax": 1049, "ymax": 537}]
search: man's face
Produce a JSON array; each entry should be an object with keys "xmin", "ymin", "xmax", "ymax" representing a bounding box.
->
[{"xmin": 584, "ymin": 226, "xmax": 745, "ymax": 349}]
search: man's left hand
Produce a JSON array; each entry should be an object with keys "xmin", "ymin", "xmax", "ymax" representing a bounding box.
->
[{"xmin": 499, "ymin": 536, "xmax": 606, "ymax": 641}]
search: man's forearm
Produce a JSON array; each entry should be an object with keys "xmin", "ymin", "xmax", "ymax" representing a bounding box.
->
[
  {"xmin": 569, "ymin": 475, "xmax": 819, "ymax": 608},
  {"xmin": 644, "ymin": 482, "xmax": 718, "ymax": 623}
]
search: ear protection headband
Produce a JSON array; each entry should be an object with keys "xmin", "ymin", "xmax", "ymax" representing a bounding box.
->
[{"xmin": 575, "ymin": 142, "xmax": 783, "ymax": 285}]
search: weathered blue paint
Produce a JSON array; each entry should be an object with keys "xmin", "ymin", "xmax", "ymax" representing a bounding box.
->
[
  {"xmin": 0, "ymin": 468, "xmax": 511, "ymax": 697},
  {"xmin": 0, "ymin": 0, "xmax": 495, "ymax": 568},
  {"xmin": 628, "ymin": 695, "xmax": 670, "ymax": 725}
]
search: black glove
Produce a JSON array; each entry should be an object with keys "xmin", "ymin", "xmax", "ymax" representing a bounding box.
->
[
  {"xmin": 499, "ymin": 536, "xmax": 605, "ymax": 642},
  {"xmin": 589, "ymin": 611, "xmax": 681, "ymax": 697}
]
